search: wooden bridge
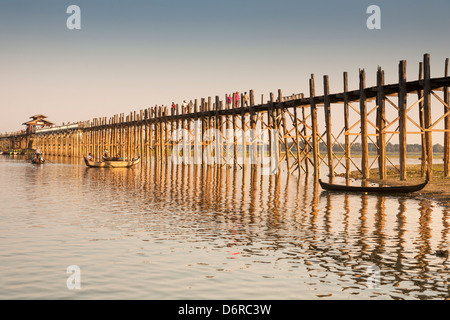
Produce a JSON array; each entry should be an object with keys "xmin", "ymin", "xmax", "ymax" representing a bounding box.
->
[{"xmin": 1, "ymin": 53, "xmax": 449, "ymax": 181}]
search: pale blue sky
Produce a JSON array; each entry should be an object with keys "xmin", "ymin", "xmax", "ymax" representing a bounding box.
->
[{"xmin": 1, "ymin": 0, "xmax": 449, "ymax": 143}]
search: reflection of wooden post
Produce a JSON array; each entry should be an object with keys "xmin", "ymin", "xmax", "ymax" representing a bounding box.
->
[
  {"xmin": 310, "ymin": 74, "xmax": 319, "ymax": 182},
  {"xmin": 359, "ymin": 69, "xmax": 369, "ymax": 179},
  {"xmin": 376, "ymin": 68, "xmax": 386, "ymax": 179},
  {"xmin": 324, "ymin": 75, "xmax": 334, "ymax": 178},
  {"xmin": 398, "ymin": 61, "xmax": 407, "ymax": 181},
  {"xmin": 444, "ymin": 58, "xmax": 449, "ymax": 177},
  {"xmin": 423, "ymin": 54, "xmax": 433, "ymax": 181},
  {"xmin": 343, "ymin": 72, "xmax": 350, "ymax": 180}
]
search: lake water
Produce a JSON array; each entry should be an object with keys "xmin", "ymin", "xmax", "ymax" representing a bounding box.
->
[{"xmin": 0, "ymin": 155, "xmax": 449, "ymax": 300}]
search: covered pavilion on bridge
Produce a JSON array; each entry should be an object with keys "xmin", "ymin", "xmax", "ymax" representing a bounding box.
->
[{"xmin": 22, "ymin": 115, "xmax": 55, "ymax": 134}]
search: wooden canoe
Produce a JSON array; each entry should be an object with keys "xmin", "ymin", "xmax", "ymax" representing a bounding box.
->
[
  {"xmin": 31, "ymin": 158, "xmax": 45, "ymax": 164},
  {"xmin": 318, "ymin": 179, "xmax": 428, "ymax": 194},
  {"xmin": 84, "ymin": 156, "xmax": 141, "ymax": 168}
]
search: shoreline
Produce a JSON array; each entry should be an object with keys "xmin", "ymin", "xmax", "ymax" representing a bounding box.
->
[{"xmin": 340, "ymin": 163, "xmax": 450, "ymax": 210}]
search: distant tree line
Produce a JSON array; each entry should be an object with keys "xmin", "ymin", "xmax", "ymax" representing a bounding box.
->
[{"xmin": 282, "ymin": 142, "xmax": 445, "ymax": 153}]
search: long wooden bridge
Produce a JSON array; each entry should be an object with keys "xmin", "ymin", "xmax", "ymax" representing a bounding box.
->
[{"xmin": 1, "ymin": 53, "xmax": 449, "ymax": 181}]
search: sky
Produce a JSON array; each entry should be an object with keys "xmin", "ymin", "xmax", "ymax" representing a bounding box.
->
[{"xmin": 1, "ymin": 0, "xmax": 449, "ymax": 144}]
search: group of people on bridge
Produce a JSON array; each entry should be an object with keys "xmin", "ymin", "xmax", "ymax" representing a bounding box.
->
[{"xmin": 148, "ymin": 91, "xmax": 250, "ymax": 118}]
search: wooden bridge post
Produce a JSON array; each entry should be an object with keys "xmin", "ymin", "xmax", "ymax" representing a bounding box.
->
[
  {"xmin": 301, "ymin": 102, "xmax": 309, "ymax": 174},
  {"xmin": 240, "ymin": 93, "xmax": 247, "ymax": 166},
  {"xmin": 268, "ymin": 93, "xmax": 274, "ymax": 159},
  {"xmin": 171, "ymin": 106, "xmax": 175, "ymax": 159},
  {"xmin": 232, "ymin": 93, "xmax": 237, "ymax": 164},
  {"xmin": 398, "ymin": 60, "xmax": 407, "ymax": 181},
  {"xmin": 194, "ymin": 99, "xmax": 200, "ymax": 165},
  {"xmin": 309, "ymin": 74, "xmax": 319, "ymax": 182},
  {"xmin": 359, "ymin": 69, "xmax": 370, "ymax": 180},
  {"xmin": 417, "ymin": 63, "xmax": 426, "ymax": 177},
  {"xmin": 423, "ymin": 53, "xmax": 433, "ymax": 180},
  {"xmin": 208, "ymin": 97, "xmax": 213, "ymax": 164},
  {"xmin": 444, "ymin": 58, "xmax": 449, "ymax": 177},
  {"xmin": 215, "ymin": 95, "xmax": 221, "ymax": 165},
  {"xmin": 376, "ymin": 67, "xmax": 386, "ymax": 179},
  {"xmin": 292, "ymin": 95, "xmax": 301, "ymax": 174},
  {"xmin": 147, "ymin": 108, "xmax": 151, "ymax": 159},
  {"xmin": 277, "ymin": 90, "xmax": 284, "ymax": 165},
  {"xmin": 224, "ymin": 94, "xmax": 232, "ymax": 165},
  {"xmin": 164, "ymin": 107, "xmax": 169, "ymax": 161},
  {"xmin": 343, "ymin": 72, "xmax": 350, "ymax": 180},
  {"xmin": 201, "ymin": 98, "xmax": 206, "ymax": 164},
  {"xmin": 324, "ymin": 75, "xmax": 334, "ymax": 179},
  {"xmin": 249, "ymin": 90, "xmax": 257, "ymax": 166}
]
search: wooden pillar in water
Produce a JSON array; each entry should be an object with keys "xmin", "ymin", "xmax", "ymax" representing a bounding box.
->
[
  {"xmin": 309, "ymin": 74, "xmax": 319, "ymax": 182},
  {"xmin": 301, "ymin": 101, "xmax": 309, "ymax": 174},
  {"xmin": 164, "ymin": 107, "xmax": 169, "ymax": 161},
  {"xmin": 417, "ymin": 63, "xmax": 426, "ymax": 177},
  {"xmin": 194, "ymin": 99, "xmax": 200, "ymax": 164},
  {"xmin": 268, "ymin": 93, "xmax": 274, "ymax": 159},
  {"xmin": 240, "ymin": 93, "xmax": 247, "ymax": 166},
  {"xmin": 280, "ymin": 90, "xmax": 290, "ymax": 169},
  {"xmin": 157, "ymin": 109, "xmax": 161, "ymax": 159},
  {"xmin": 158, "ymin": 109, "xmax": 163, "ymax": 159},
  {"xmin": 444, "ymin": 58, "xmax": 449, "ymax": 177},
  {"xmin": 215, "ymin": 95, "xmax": 221, "ymax": 165},
  {"xmin": 277, "ymin": 90, "xmax": 284, "ymax": 165},
  {"xmin": 343, "ymin": 72, "xmax": 350, "ymax": 180},
  {"xmin": 376, "ymin": 67, "xmax": 386, "ymax": 179},
  {"xmin": 423, "ymin": 53, "xmax": 433, "ymax": 181},
  {"xmin": 171, "ymin": 106, "xmax": 175, "ymax": 159},
  {"xmin": 224, "ymin": 94, "xmax": 231, "ymax": 165},
  {"xmin": 324, "ymin": 75, "xmax": 334, "ymax": 179},
  {"xmin": 232, "ymin": 93, "xmax": 238, "ymax": 164},
  {"xmin": 149, "ymin": 108, "xmax": 153, "ymax": 159},
  {"xmin": 359, "ymin": 69, "xmax": 369, "ymax": 180},
  {"xmin": 398, "ymin": 60, "xmax": 407, "ymax": 181},
  {"xmin": 293, "ymin": 94, "xmax": 301, "ymax": 173},
  {"xmin": 201, "ymin": 98, "xmax": 207, "ymax": 164}
]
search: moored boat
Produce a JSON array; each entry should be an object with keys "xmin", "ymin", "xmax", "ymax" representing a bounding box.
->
[
  {"xmin": 84, "ymin": 155, "xmax": 140, "ymax": 168},
  {"xmin": 318, "ymin": 179, "xmax": 428, "ymax": 194}
]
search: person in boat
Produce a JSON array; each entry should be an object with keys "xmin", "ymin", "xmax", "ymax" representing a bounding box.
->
[
  {"xmin": 35, "ymin": 147, "xmax": 43, "ymax": 161},
  {"xmin": 103, "ymin": 150, "xmax": 112, "ymax": 160},
  {"xmin": 87, "ymin": 153, "xmax": 93, "ymax": 161}
]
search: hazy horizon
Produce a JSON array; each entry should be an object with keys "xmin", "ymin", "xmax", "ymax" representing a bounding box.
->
[{"xmin": 1, "ymin": 0, "xmax": 449, "ymax": 144}]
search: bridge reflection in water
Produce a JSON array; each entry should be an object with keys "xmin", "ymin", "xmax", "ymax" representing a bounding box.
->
[{"xmin": 82, "ymin": 158, "xmax": 450, "ymax": 299}]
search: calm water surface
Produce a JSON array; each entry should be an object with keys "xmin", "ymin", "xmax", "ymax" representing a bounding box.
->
[{"xmin": 0, "ymin": 155, "xmax": 449, "ymax": 299}]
